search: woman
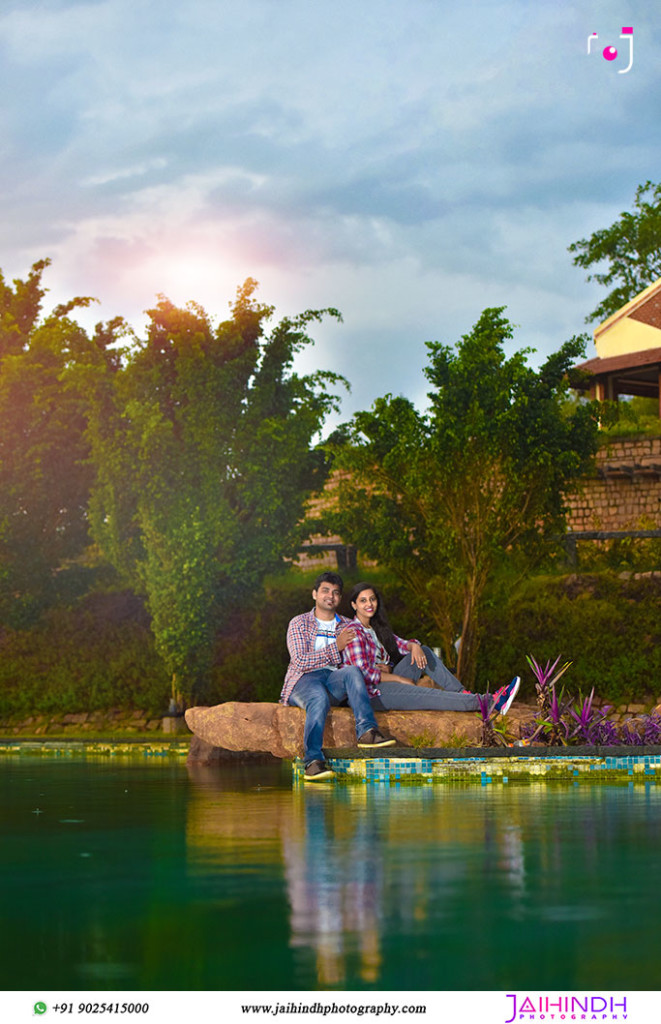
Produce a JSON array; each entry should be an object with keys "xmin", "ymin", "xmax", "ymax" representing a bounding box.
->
[{"xmin": 341, "ymin": 582, "xmax": 519, "ymax": 714}]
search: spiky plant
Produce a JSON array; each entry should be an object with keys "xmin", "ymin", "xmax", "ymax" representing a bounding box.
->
[
  {"xmin": 526, "ymin": 654, "xmax": 572, "ymax": 716},
  {"xmin": 567, "ymin": 689, "xmax": 614, "ymax": 744},
  {"xmin": 475, "ymin": 691, "xmax": 510, "ymax": 747}
]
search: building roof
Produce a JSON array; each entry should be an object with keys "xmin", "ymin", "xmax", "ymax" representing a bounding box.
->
[
  {"xmin": 594, "ymin": 277, "xmax": 661, "ymax": 343},
  {"xmin": 575, "ymin": 346, "xmax": 661, "ymax": 377}
]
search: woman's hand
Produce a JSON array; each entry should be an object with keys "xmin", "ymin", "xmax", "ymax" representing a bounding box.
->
[{"xmin": 409, "ymin": 642, "xmax": 427, "ymax": 669}]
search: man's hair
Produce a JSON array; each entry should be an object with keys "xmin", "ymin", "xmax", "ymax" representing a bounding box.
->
[{"xmin": 313, "ymin": 571, "xmax": 344, "ymax": 592}]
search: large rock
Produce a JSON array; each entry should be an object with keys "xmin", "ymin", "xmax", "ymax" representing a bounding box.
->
[
  {"xmin": 185, "ymin": 702, "xmax": 534, "ymax": 760},
  {"xmin": 187, "ymin": 734, "xmax": 280, "ymax": 766}
]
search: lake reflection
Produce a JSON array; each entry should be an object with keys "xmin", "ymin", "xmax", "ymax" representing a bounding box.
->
[
  {"xmin": 185, "ymin": 768, "xmax": 661, "ymax": 991},
  {"xmin": 2, "ymin": 757, "xmax": 660, "ymax": 991}
]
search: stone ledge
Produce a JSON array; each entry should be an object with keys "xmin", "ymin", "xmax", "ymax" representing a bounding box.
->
[{"xmin": 184, "ymin": 701, "xmax": 535, "ymax": 763}]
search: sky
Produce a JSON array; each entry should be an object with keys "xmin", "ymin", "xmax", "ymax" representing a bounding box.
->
[{"xmin": 0, "ymin": 0, "xmax": 658, "ymax": 426}]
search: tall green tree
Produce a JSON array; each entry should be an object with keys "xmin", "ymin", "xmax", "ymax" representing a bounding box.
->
[
  {"xmin": 0, "ymin": 260, "xmax": 99, "ymax": 623},
  {"xmin": 326, "ymin": 309, "xmax": 599, "ymax": 687},
  {"xmin": 84, "ymin": 280, "xmax": 345, "ymax": 702},
  {"xmin": 569, "ymin": 180, "xmax": 661, "ymax": 323}
]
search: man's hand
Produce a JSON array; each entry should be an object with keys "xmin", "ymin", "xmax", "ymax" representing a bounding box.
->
[
  {"xmin": 336, "ymin": 625, "xmax": 359, "ymax": 651},
  {"xmin": 409, "ymin": 642, "xmax": 427, "ymax": 669}
]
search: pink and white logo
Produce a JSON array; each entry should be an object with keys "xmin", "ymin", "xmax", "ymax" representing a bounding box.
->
[
  {"xmin": 587, "ymin": 26, "xmax": 634, "ymax": 73},
  {"xmin": 505, "ymin": 993, "xmax": 628, "ymax": 1022}
]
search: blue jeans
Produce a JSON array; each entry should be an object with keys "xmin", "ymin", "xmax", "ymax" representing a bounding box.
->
[{"xmin": 288, "ymin": 666, "xmax": 378, "ymax": 765}]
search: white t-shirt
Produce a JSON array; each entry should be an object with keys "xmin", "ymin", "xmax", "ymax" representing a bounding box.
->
[
  {"xmin": 314, "ymin": 615, "xmax": 339, "ymax": 669},
  {"xmin": 364, "ymin": 624, "xmax": 389, "ymax": 665}
]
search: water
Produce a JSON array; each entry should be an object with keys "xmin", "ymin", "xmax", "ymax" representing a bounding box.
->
[{"xmin": 2, "ymin": 757, "xmax": 660, "ymax": 991}]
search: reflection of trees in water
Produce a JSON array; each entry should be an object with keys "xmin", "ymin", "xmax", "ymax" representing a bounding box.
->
[
  {"xmin": 185, "ymin": 770, "xmax": 661, "ymax": 990},
  {"xmin": 283, "ymin": 788, "xmax": 383, "ymax": 986}
]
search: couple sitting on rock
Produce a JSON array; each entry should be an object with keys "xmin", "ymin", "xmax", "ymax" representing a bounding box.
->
[{"xmin": 280, "ymin": 571, "xmax": 520, "ymax": 781}]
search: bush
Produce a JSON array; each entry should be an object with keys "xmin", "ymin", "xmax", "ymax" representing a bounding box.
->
[
  {"xmin": 477, "ymin": 572, "xmax": 661, "ymax": 702},
  {"xmin": 0, "ymin": 591, "xmax": 169, "ymax": 718},
  {"xmin": 2, "ymin": 568, "xmax": 658, "ymax": 716}
]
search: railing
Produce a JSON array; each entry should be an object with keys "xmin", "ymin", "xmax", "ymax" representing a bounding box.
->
[
  {"xmin": 563, "ymin": 529, "xmax": 661, "ymax": 565},
  {"xmin": 297, "ymin": 542, "xmax": 358, "ymax": 569}
]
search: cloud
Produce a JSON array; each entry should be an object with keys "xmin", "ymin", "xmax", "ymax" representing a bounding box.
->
[{"xmin": 0, "ymin": 0, "xmax": 659, "ymax": 429}]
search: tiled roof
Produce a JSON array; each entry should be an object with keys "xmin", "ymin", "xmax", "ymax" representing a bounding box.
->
[{"xmin": 574, "ymin": 346, "xmax": 661, "ymax": 376}]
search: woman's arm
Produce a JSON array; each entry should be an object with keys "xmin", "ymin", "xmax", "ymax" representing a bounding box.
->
[
  {"xmin": 393, "ymin": 633, "xmax": 425, "ymax": 668},
  {"xmin": 378, "ymin": 668, "xmax": 416, "ymax": 685},
  {"xmin": 407, "ymin": 642, "xmax": 427, "ymax": 669}
]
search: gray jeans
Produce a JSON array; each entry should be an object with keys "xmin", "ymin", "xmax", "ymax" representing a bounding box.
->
[
  {"xmin": 393, "ymin": 645, "xmax": 463, "ymax": 690},
  {"xmin": 370, "ymin": 645, "xmax": 481, "ymax": 711}
]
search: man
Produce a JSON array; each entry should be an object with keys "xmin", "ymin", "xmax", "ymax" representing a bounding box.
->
[{"xmin": 281, "ymin": 571, "xmax": 397, "ymax": 782}]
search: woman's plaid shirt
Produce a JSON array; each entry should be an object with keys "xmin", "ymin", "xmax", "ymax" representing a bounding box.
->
[{"xmin": 341, "ymin": 619, "xmax": 415, "ymax": 697}]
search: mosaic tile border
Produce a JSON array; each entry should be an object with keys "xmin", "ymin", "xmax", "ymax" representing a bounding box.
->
[{"xmin": 293, "ymin": 754, "xmax": 661, "ymax": 783}]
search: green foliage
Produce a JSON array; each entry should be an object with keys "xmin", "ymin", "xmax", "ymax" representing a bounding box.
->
[
  {"xmin": 326, "ymin": 309, "xmax": 600, "ymax": 686},
  {"xmin": 0, "ymin": 260, "xmax": 100, "ymax": 623},
  {"xmin": 571, "ymin": 535, "xmax": 661, "ymax": 574},
  {"xmin": 0, "ymin": 591, "xmax": 169, "ymax": 718},
  {"xmin": 595, "ymin": 398, "xmax": 661, "ymax": 439},
  {"xmin": 2, "ymin": 568, "xmax": 658, "ymax": 717},
  {"xmin": 82, "ymin": 280, "xmax": 346, "ymax": 699},
  {"xmin": 0, "ymin": 260, "xmax": 347, "ymax": 706},
  {"xmin": 478, "ymin": 573, "xmax": 661, "ymax": 703},
  {"xmin": 569, "ymin": 180, "xmax": 661, "ymax": 323}
]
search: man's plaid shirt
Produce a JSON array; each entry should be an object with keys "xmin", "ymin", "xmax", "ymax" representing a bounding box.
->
[
  {"xmin": 341, "ymin": 619, "xmax": 416, "ymax": 697},
  {"xmin": 279, "ymin": 609, "xmax": 354, "ymax": 704}
]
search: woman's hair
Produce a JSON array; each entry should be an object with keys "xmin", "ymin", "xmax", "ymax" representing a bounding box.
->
[{"xmin": 349, "ymin": 582, "xmax": 401, "ymax": 665}]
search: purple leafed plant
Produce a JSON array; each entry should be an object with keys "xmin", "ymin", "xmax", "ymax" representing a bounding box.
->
[
  {"xmin": 522, "ymin": 654, "xmax": 658, "ymax": 748},
  {"xmin": 526, "ymin": 654, "xmax": 572, "ymax": 716},
  {"xmin": 590, "ymin": 717, "xmax": 620, "ymax": 746},
  {"xmin": 525, "ymin": 685, "xmax": 571, "ymax": 746},
  {"xmin": 475, "ymin": 691, "xmax": 508, "ymax": 747},
  {"xmin": 541, "ymin": 685, "xmax": 571, "ymax": 746},
  {"xmin": 642, "ymin": 712, "xmax": 661, "ymax": 745},
  {"xmin": 567, "ymin": 689, "xmax": 614, "ymax": 745},
  {"xmin": 619, "ymin": 721, "xmax": 645, "ymax": 746}
]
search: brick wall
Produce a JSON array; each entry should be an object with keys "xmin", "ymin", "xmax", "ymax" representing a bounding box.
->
[
  {"xmin": 296, "ymin": 437, "xmax": 661, "ymax": 568},
  {"xmin": 565, "ymin": 436, "xmax": 661, "ymax": 532},
  {"xmin": 630, "ymin": 291, "xmax": 661, "ymax": 330}
]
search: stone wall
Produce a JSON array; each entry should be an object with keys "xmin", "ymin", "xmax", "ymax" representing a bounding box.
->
[
  {"xmin": 296, "ymin": 438, "xmax": 661, "ymax": 568},
  {"xmin": 565, "ymin": 436, "xmax": 661, "ymax": 532},
  {"xmin": 0, "ymin": 709, "xmax": 166, "ymax": 736}
]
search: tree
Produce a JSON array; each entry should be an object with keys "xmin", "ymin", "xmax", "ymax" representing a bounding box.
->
[
  {"xmin": 83, "ymin": 280, "xmax": 345, "ymax": 702},
  {"xmin": 325, "ymin": 309, "xmax": 599, "ymax": 687},
  {"xmin": 0, "ymin": 261, "xmax": 99, "ymax": 623},
  {"xmin": 569, "ymin": 180, "xmax": 661, "ymax": 323}
]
